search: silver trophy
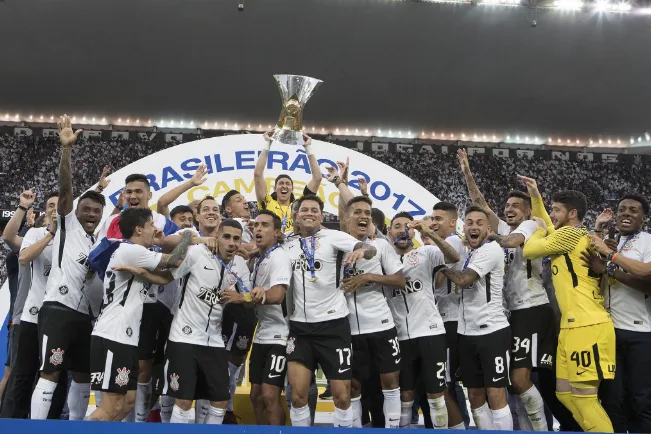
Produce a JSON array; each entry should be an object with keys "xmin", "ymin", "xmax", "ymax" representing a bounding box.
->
[{"xmin": 271, "ymin": 74, "xmax": 323, "ymax": 146}]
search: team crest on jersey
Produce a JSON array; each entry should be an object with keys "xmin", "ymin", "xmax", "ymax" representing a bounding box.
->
[
  {"xmin": 49, "ymin": 348, "xmax": 64, "ymax": 366},
  {"xmin": 126, "ymin": 327, "xmax": 133, "ymax": 337},
  {"xmin": 158, "ymin": 285, "xmax": 165, "ymax": 294},
  {"xmin": 59, "ymin": 285, "xmax": 69, "ymax": 295},
  {"xmin": 169, "ymin": 373, "xmax": 180, "ymax": 391},
  {"xmin": 44, "ymin": 265, "xmax": 51, "ymax": 277},
  {"xmin": 29, "ymin": 307, "xmax": 39, "ymax": 316},
  {"xmin": 406, "ymin": 252, "xmax": 419, "ymax": 266},
  {"xmin": 115, "ymin": 367, "xmax": 130, "ymax": 387},
  {"xmin": 182, "ymin": 326, "xmax": 192, "ymax": 335},
  {"xmin": 236, "ymin": 336, "xmax": 250, "ymax": 350},
  {"xmin": 620, "ymin": 237, "xmax": 637, "ymax": 252},
  {"xmin": 286, "ymin": 337, "xmax": 296, "ymax": 355}
]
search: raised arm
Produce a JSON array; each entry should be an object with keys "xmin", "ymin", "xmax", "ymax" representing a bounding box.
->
[
  {"xmin": 518, "ymin": 175, "xmax": 554, "ymax": 234},
  {"xmin": 254, "ymin": 131, "xmax": 273, "ymax": 205},
  {"xmin": 57, "ymin": 115, "xmax": 83, "ymax": 216},
  {"xmin": 457, "ymin": 149, "xmax": 500, "ymax": 231},
  {"xmin": 94, "ymin": 166, "xmax": 111, "ymax": 194},
  {"xmin": 409, "ymin": 220, "xmax": 460, "ymax": 263},
  {"xmin": 2, "ymin": 189, "xmax": 35, "ymax": 253},
  {"xmin": 157, "ymin": 164, "xmax": 208, "ymax": 218},
  {"xmin": 303, "ymin": 134, "xmax": 323, "ymax": 194}
]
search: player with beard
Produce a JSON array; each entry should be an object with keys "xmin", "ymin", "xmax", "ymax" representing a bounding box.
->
[
  {"xmin": 340, "ymin": 197, "xmax": 406, "ymax": 428},
  {"xmin": 31, "ymin": 115, "xmax": 106, "ymax": 421},
  {"xmin": 520, "ymin": 177, "xmax": 614, "ymax": 433},
  {"xmin": 458, "ymin": 150, "xmax": 553, "ymax": 431},
  {"xmin": 87, "ymin": 209, "xmax": 191, "ymax": 421},
  {"xmin": 225, "ymin": 210, "xmax": 292, "ymax": 426},
  {"xmin": 284, "ymin": 195, "xmax": 377, "ymax": 428},
  {"xmin": 254, "ymin": 132, "xmax": 322, "ymax": 234},
  {"xmin": 583, "ymin": 195, "xmax": 651, "ymax": 433},
  {"xmin": 170, "ymin": 205, "xmax": 195, "ymax": 229},
  {"xmin": 386, "ymin": 212, "xmax": 460, "ymax": 429},
  {"xmin": 441, "ymin": 206, "xmax": 512, "ymax": 431},
  {"xmin": 0, "ymin": 192, "xmax": 58, "ymax": 419},
  {"xmin": 430, "ymin": 201, "xmax": 470, "ymax": 430}
]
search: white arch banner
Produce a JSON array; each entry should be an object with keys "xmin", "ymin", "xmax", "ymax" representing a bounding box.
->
[{"xmin": 0, "ymin": 135, "xmax": 439, "ymax": 360}]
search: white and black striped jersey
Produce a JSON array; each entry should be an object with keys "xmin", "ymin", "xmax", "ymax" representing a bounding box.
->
[
  {"xmin": 20, "ymin": 228, "xmax": 54, "ymax": 324},
  {"xmin": 169, "ymin": 245, "xmax": 250, "ymax": 347},
  {"xmin": 498, "ymin": 220, "xmax": 549, "ymax": 311},
  {"xmin": 457, "ymin": 241, "xmax": 509, "ymax": 336},
  {"xmin": 252, "ymin": 246, "xmax": 293, "ymax": 345},
  {"xmin": 385, "ymin": 246, "xmax": 447, "ymax": 341},
  {"xmin": 43, "ymin": 211, "xmax": 99, "ymax": 316},
  {"xmin": 434, "ymin": 234, "xmax": 468, "ymax": 323},
  {"xmin": 605, "ymin": 231, "xmax": 651, "ymax": 332},
  {"xmin": 156, "ymin": 281, "xmax": 179, "ymax": 313},
  {"xmin": 344, "ymin": 238, "xmax": 403, "ymax": 335},
  {"xmin": 285, "ymin": 230, "xmax": 359, "ymax": 323},
  {"xmin": 92, "ymin": 243, "xmax": 162, "ymax": 346}
]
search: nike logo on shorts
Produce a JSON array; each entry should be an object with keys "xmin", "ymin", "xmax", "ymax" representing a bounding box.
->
[
  {"xmin": 395, "ymin": 358, "xmax": 401, "ymax": 364},
  {"xmin": 268, "ymin": 374, "xmax": 281, "ymax": 378},
  {"xmin": 577, "ymin": 370, "xmax": 587, "ymax": 376},
  {"xmin": 338, "ymin": 368, "xmax": 350, "ymax": 373},
  {"xmin": 515, "ymin": 356, "xmax": 527, "ymax": 361},
  {"xmin": 492, "ymin": 376, "xmax": 504, "ymax": 382},
  {"xmin": 204, "ymin": 266, "xmax": 214, "ymax": 270}
]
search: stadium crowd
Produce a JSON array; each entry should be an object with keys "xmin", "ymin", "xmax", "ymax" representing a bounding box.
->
[{"xmin": 0, "ymin": 121, "xmax": 650, "ymax": 433}]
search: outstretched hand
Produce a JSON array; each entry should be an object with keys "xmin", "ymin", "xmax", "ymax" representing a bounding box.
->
[{"xmin": 57, "ymin": 115, "xmax": 83, "ymax": 148}]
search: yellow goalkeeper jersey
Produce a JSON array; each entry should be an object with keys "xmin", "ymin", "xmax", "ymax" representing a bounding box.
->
[{"xmin": 522, "ymin": 196, "xmax": 611, "ymax": 329}]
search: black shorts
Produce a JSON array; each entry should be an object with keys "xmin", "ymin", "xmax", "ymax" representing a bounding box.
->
[
  {"xmin": 399, "ymin": 334, "xmax": 448, "ymax": 394},
  {"xmin": 222, "ymin": 304, "xmax": 257, "ymax": 357},
  {"xmin": 287, "ymin": 318, "xmax": 352, "ymax": 380},
  {"xmin": 90, "ymin": 336, "xmax": 138, "ymax": 394},
  {"xmin": 37, "ymin": 302, "xmax": 93, "ymax": 373},
  {"xmin": 444, "ymin": 321, "xmax": 460, "ymax": 383},
  {"xmin": 163, "ymin": 340, "xmax": 230, "ymax": 402},
  {"xmin": 5, "ymin": 322, "xmax": 18, "ymax": 367},
  {"xmin": 352, "ymin": 328, "xmax": 400, "ymax": 382},
  {"xmin": 509, "ymin": 304, "xmax": 556, "ymax": 370},
  {"xmin": 459, "ymin": 326, "xmax": 511, "ymax": 389},
  {"xmin": 138, "ymin": 302, "xmax": 173, "ymax": 361},
  {"xmin": 249, "ymin": 343, "xmax": 287, "ymax": 388}
]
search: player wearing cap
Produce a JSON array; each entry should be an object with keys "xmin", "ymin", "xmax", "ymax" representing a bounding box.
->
[
  {"xmin": 442, "ymin": 205, "xmax": 513, "ymax": 431},
  {"xmin": 253, "ymin": 132, "xmax": 322, "ymax": 234}
]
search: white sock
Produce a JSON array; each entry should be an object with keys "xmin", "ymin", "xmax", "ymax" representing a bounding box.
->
[
  {"xmin": 160, "ymin": 396, "xmax": 175, "ymax": 423},
  {"xmin": 122, "ymin": 407, "xmax": 135, "ymax": 422},
  {"xmin": 227, "ymin": 362, "xmax": 242, "ymax": 412},
  {"xmin": 520, "ymin": 385, "xmax": 548, "ymax": 431},
  {"xmin": 30, "ymin": 378, "xmax": 58, "ymax": 420},
  {"xmin": 95, "ymin": 390, "xmax": 103, "ymax": 407},
  {"xmin": 428, "ymin": 396, "xmax": 449, "ymax": 429},
  {"xmin": 382, "ymin": 388, "xmax": 401, "ymax": 428},
  {"xmin": 333, "ymin": 405, "xmax": 353, "ymax": 427},
  {"xmin": 471, "ymin": 402, "xmax": 495, "ymax": 430},
  {"xmin": 399, "ymin": 400, "xmax": 414, "ymax": 428},
  {"xmin": 450, "ymin": 422, "xmax": 466, "ymax": 429},
  {"xmin": 170, "ymin": 405, "xmax": 195, "ymax": 424},
  {"xmin": 491, "ymin": 404, "xmax": 514, "ymax": 431},
  {"xmin": 514, "ymin": 394, "xmax": 533, "ymax": 431},
  {"xmin": 195, "ymin": 399, "xmax": 210, "ymax": 424},
  {"xmin": 290, "ymin": 404, "xmax": 311, "ymax": 426},
  {"xmin": 205, "ymin": 406, "xmax": 226, "ymax": 424},
  {"xmin": 67, "ymin": 381, "xmax": 91, "ymax": 421},
  {"xmin": 134, "ymin": 381, "xmax": 152, "ymax": 422},
  {"xmin": 351, "ymin": 396, "xmax": 362, "ymax": 428}
]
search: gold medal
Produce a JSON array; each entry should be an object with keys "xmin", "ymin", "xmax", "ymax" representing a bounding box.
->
[{"xmin": 309, "ymin": 277, "xmax": 318, "ymax": 282}]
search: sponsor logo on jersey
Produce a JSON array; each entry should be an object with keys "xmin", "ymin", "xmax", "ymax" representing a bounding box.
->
[
  {"xmin": 198, "ymin": 286, "xmax": 222, "ymax": 306},
  {"xmin": 29, "ymin": 307, "xmax": 39, "ymax": 316},
  {"xmin": 286, "ymin": 337, "xmax": 296, "ymax": 355},
  {"xmin": 59, "ymin": 285, "xmax": 69, "ymax": 295},
  {"xmin": 77, "ymin": 253, "xmax": 90, "ymax": 268},
  {"xmin": 126, "ymin": 327, "xmax": 133, "ymax": 337},
  {"xmin": 182, "ymin": 325, "xmax": 192, "ymax": 335},
  {"xmin": 169, "ymin": 373, "xmax": 180, "ymax": 391},
  {"xmin": 44, "ymin": 265, "xmax": 51, "ymax": 277},
  {"xmin": 90, "ymin": 372, "xmax": 104, "ymax": 385},
  {"xmin": 115, "ymin": 367, "xmax": 130, "ymax": 387},
  {"xmin": 540, "ymin": 353, "xmax": 553, "ymax": 366},
  {"xmin": 236, "ymin": 335, "xmax": 250, "ymax": 350},
  {"xmin": 390, "ymin": 279, "xmax": 423, "ymax": 297},
  {"xmin": 49, "ymin": 348, "xmax": 65, "ymax": 366},
  {"xmin": 292, "ymin": 255, "xmax": 323, "ymax": 273}
]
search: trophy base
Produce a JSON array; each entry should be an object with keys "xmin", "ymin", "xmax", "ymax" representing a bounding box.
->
[{"xmin": 271, "ymin": 128, "xmax": 304, "ymax": 147}]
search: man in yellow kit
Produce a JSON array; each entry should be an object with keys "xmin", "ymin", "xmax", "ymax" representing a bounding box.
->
[{"xmin": 519, "ymin": 175, "xmax": 615, "ymax": 433}]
